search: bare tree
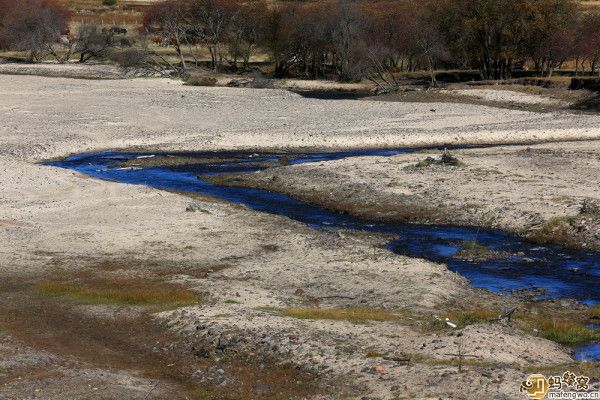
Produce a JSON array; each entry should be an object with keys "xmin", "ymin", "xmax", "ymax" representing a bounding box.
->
[
  {"xmin": 144, "ymin": 0, "xmax": 190, "ymax": 73},
  {"xmin": 73, "ymin": 23, "xmax": 116, "ymax": 63},
  {"xmin": 189, "ymin": 0, "xmax": 239, "ymax": 72},
  {"xmin": 0, "ymin": 0, "xmax": 70, "ymax": 62}
]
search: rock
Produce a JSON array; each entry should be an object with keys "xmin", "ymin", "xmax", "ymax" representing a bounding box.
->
[
  {"xmin": 186, "ymin": 204, "xmax": 210, "ymax": 213},
  {"xmin": 372, "ymin": 365, "xmax": 385, "ymax": 373},
  {"xmin": 255, "ymin": 383, "xmax": 271, "ymax": 395},
  {"xmin": 581, "ymin": 198, "xmax": 600, "ymax": 215},
  {"xmin": 192, "ymin": 370, "xmax": 203, "ymax": 378}
]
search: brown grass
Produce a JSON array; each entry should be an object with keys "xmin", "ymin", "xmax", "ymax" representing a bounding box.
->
[
  {"xmin": 588, "ymin": 304, "xmax": 600, "ymax": 319},
  {"xmin": 517, "ymin": 315, "xmax": 599, "ymax": 346},
  {"xmin": 33, "ymin": 277, "xmax": 199, "ymax": 307},
  {"xmin": 528, "ymin": 216, "xmax": 578, "ymax": 248},
  {"xmin": 0, "ymin": 275, "xmax": 329, "ymax": 399}
]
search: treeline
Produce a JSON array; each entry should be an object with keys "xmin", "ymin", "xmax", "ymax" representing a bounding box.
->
[
  {"xmin": 143, "ymin": 0, "xmax": 600, "ymax": 84},
  {"xmin": 2, "ymin": 0, "xmax": 600, "ymax": 85}
]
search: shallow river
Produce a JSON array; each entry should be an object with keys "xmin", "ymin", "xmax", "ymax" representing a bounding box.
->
[{"xmin": 48, "ymin": 147, "xmax": 600, "ymax": 361}]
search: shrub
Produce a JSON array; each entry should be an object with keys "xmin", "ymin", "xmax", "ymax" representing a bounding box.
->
[
  {"xmin": 185, "ymin": 75, "xmax": 218, "ymax": 87},
  {"xmin": 102, "ymin": 0, "xmax": 117, "ymax": 5}
]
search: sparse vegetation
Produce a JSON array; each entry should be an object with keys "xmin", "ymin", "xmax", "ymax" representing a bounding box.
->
[
  {"xmin": 184, "ymin": 74, "xmax": 218, "ymax": 86},
  {"xmin": 587, "ymin": 304, "xmax": 600, "ymax": 319},
  {"xmin": 528, "ymin": 216, "xmax": 578, "ymax": 247},
  {"xmin": 455, "ymin": 240, "xmax": 510, "ymax": 262},
  {"xmin": 517, "ymin": 315, "xmax": 599, "ymax": 345},
  {"xmin": 446, "ymin": 309, "xmax": 501, "ymax": 327},
  {"xmin": 33, "ymin": 277, "xmax": 199, "ymax": 307}
]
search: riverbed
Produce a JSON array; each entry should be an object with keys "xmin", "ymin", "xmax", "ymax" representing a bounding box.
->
[{"xmin": 49, "ymin": 147, "xmax": 600, "ymax": 361}]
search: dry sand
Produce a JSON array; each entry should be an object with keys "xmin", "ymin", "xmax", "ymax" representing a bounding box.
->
[
  {"xmin": 220, "ymin": 141, "xmax": 600, "ymax": 251},
  {"xmin": 1, "ymin": 73, "xmax": 600, "ymax": 399}
]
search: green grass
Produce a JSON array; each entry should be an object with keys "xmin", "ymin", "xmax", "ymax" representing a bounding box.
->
[
  {"xmin": 257, "ymin": 307, "xmax": 399, "ymax": 323},
  {"xmin": 528, "ymin": 216, "xmax": 577, "ymax": 248},
  {"xmin": 446, "ymin": 309, "xmax": 500, "ymax": 326},
  {"xmin": 429, "ymin": 308, "xmax": 598, "ymax": 346},
  {"xmin": 34, "ymin": 278, "xmax": 199, "ymax": 307},
  {"xmin": 455, "ymin": 240, "xmax": 509, "ymax": 262},
  {"xmin": 518, "ymin": 316, "xmax": 599, "ymax": 346}
]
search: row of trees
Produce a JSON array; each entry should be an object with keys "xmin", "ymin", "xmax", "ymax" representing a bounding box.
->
[
  {"xmin": 142, "ymin": 0, "xmax": 446, "ymax": 84},
  {"xmin": 0, "ymin": 0, "xmax": 121, "ymax": 63},
  {"xmin": 143, "ymin": 0, "xmax": 600, "ymax": 84},
  {"xmin": 2, "ymin": 0, "xmax": 600, "ymax": 85}
]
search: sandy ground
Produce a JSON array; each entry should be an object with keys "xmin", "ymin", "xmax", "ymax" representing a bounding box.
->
[
  {"xmin": 1, "ymin": 73, "xmax": 600, "ymax": 399},
  {"xmin": 0, "ymin": 62, "xmax": 129, "ymax": 80},
  {"xmin": 218, "ymin": 141, "xmax": 600, "ymax": 251},
  {"xmin": 448, "ymin": 88, "xmax": 569, "ymax": 106}
]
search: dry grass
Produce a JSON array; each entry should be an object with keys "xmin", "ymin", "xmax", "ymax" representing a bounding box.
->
[
  {"xmin": 517, "ymin": 315, "xmax": 599, "ymax": 346},
  {"xmin": 259, "ymin": 307, "xmax": 399, "ymax": 323},
  {"xmin": 446, "ymin": 309, "xmax": 501, "ymax": 326},
  {"xmin": 429, "ymin": 307, "xmax": 598, "ymax": 346},
  {"xmin": 0, "ymin": 274, "xmax": 329, "ymax": 399},
  {"xmin": 588, "ymin": 304, "xmax": 600, "ymax": 319},
  {"xmin": 454, "ymin": 240, "xmax": 510, "ymax": 262},
  {"xmin": 528, "ymin": 216, "xmax": 579, "ymax": 248},
  {"xmin": 33, "ymin": 276, "xmax": 199, "ymax": 308}
]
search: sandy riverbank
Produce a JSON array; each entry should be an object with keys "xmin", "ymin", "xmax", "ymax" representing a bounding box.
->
[
  {"xmin": 211, "ymin": 141, "xmax": 600, "ymax": 252},
  {"xmin": 1, "ymin": 74, "xmax": 600, "ymax": 399}
]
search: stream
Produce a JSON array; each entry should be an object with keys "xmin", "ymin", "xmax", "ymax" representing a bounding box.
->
[{"xmin": 48, "ymin": 147, "xmax": 600, "ymax": 361}]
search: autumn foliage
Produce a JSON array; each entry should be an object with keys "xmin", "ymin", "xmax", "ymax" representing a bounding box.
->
[
  {"xmin": 2, "ymin": 0, "xmax": 600, "ymax": 82},
  {"xmin": 0, "ymin": 0, "xmax": 69, "ymax": 60}
]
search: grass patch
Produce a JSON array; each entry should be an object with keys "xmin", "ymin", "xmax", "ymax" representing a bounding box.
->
[
  {"xmin": 33, "ymin": 277, "xmax": 199, "ymax": 308},
  {"xmin": 528, "ymin": 216, "xmax": 578, "ymax": 248},
  {"xmin": 0, "ymin": 283, "xmax": 326, "ymax": 399},
  {"xmin": 446, "ymin": 309, "xmax": 501, "ymax": 327},
  {"xmin": 413, "ymin": 153, "xmax": 466, "ymax": 169},
  {"xmin": 366, "ymin": 350, "xmax": 385, "ymax": 358},
  {"xmin": 454, "ymin": 240, "xmax": 510, "ymax": 262},
  {"xmin": 588, "ymin": 305, "xmax": 600, "ymax": 319},
  {"xmin": 517, "ymin": 315, "xmax": 599, "ymax": 346},
  {"xmin": 440, "ymin": 307, "xmax": 598, "ymax": 346},
  {"xmin": 258, "ymin": 307, "xmax": 398, "ymax": 323}
]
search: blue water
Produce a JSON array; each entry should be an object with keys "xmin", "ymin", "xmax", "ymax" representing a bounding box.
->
[{"xmin": 47, "ymin": 148, "xmax": 600, "ymax": 360}]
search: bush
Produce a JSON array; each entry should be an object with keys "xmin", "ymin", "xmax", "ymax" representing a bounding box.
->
[
  {"xmin": 102, "ymin": 0, "xmax": 117, "ymax": 6},
  {"xmin": 570, "ymin": 78, "xmax": 600, "ymax": 92},
  {"xmin": 111, "ymin": 48, "xmax": 149, "ymax": 69},
  {"xmin": 184, "ymin": 75, "xmax": 218, "ymax": 87}
]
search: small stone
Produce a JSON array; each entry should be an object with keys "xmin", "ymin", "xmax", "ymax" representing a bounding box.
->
[
  {"xmin": 255, "ymin": 383, "xmax": 271, "ymax": 395},
  {"xmin": 373, "ymin": 365, "xmax": 385, "ymax": 373}
]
